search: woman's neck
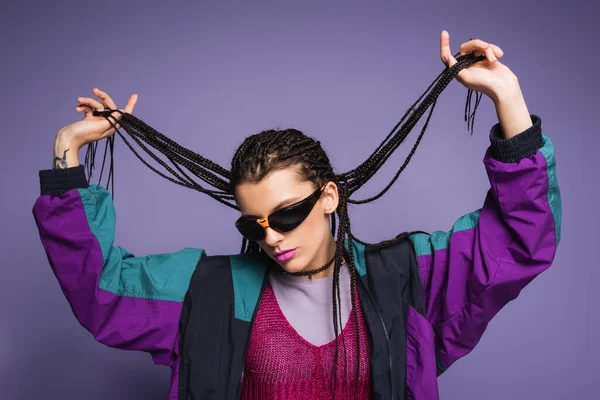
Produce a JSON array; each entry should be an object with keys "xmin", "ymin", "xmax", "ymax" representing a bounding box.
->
[{"xmin": 299, "ymin": 233, "xmax": 338, "ymax": 280}]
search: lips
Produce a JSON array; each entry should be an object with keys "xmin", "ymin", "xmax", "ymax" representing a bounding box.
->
[{"xmin": 274, "ymin": 248, "xmax": 296, "ymax": 262}]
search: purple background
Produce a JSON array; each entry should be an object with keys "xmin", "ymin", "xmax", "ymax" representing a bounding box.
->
[{"xmin": 1, "ymin": 0, "xmax": 596, "ymax": 399}]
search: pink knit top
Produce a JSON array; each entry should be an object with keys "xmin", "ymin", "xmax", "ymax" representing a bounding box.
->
[{"xmin": 240, "ymin": 283, "xmax": 372, "ymax": 399}]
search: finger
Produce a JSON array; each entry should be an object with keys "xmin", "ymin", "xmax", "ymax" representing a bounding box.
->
[
  {"xmin": 104, "ymin": 94, "xmax": 138, "ymax": 133},
  {"xmin": 77, "ymin": 96, "xmax": 105, "ymax": 111},
  {"xmin": 441, "ymin": 30, "xmax": 462, "ymax": 77},
  {"xmin": 75, "ymin": 104, "xmax": 93, "ymax": 112},
  {"xmin": 123, "ymin": 93, "xmax": 138, "ymax": 114},
  {"xmin": 440, "ymin": 30, "xmax": 454, "ymax": 66},
  {"xmin": 75, "ymin": 105, "xmax": 92, "ymax": 112},
  {"xmin": 441, "ymin": 32, "xmax": 474, "ymax": 84},
  {"xmin": 492, "ymin": 44, "xmax": 503, "ymax": 58},
  {"xmin": 76, "ymin": 103, "xmax": 96, "ymax": 118},
  {"xmin": 484, "ymin": 46, "xmax": 497, "ymax": 63},
  {"xmin": 460, "ymin": 39, "xmax": 490, "ymax": 56},
  {"xmin": 75, "ymin": 105, "xmax": 94, "ymax": 119},
  {"xmin": 92, "ymin": 87, "xmax": 118, "ymax": 109},
  {"xmin": 102, "ymin": 94, "xmax": 137, "ymax": 133}
]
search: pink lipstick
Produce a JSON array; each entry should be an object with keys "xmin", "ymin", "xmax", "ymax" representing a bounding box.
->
[{"xmin": 274, "ymin": 249, "xmax": 296, "ymax": 262}]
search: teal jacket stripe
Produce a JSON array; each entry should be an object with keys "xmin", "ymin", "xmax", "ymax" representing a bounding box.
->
[{"xmin": 78, "ymin": 185, "xmax": 204, "ymax": 302}]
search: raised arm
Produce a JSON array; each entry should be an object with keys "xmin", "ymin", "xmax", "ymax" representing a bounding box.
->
[
  {"xmin": 33, "ymin": 89, "xmax": 204, "ymax": 369},
  {"xmin": 408, "ymin": 33, "xmax": 562, "ymax": 373},
  {"xmin": 409, "ymin": 114, "xmax": 561, "ymax": 372}
]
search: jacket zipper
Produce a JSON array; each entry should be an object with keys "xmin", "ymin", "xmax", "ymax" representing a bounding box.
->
[
  {"xmin": 358, "ymin": 278, "xmax": 394, "ymax": 399},
  {"xmin": 236, "ymin": 276, "xmax": 268, "ymax": 400},
  {"xmin": 239, "ymin": 370, "xmax": 244, "ymax": 398},
  {"xmin": 376, "ymin": 307, "xmax": 394, "ymax": 399}
]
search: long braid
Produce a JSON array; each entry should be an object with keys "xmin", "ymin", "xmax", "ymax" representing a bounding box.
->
[
  {"xmin": 334, "ymin": 180, "xmax": 362, "ymax": 398},
  {"xmin": 91, "ymin": 51, "xmax": 482, "ymax": 205},
  {"xmin": 88, "ymin": 51, "xmax": 486, "ymax": 397},
  {"xmin": 343, "ymin": 53, "xmax": 480, "ymax": 200},
  {"xmin": 89, "ymin": 108, "xmax": 237, "ymax": 208}
]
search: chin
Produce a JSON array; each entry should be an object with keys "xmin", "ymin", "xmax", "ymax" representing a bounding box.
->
[{"xmin": 275, "ymin": 253, "xmax": 310, "ymax": 274}]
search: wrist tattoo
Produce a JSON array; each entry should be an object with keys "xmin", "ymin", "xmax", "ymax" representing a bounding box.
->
[{"xmin": 53, "ymin": 148, "xmax": 70, "ymax": 169}]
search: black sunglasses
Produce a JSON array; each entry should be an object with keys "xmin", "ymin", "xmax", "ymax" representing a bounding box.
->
[{"xmin": 235, "ymin": 183, "xmax": 327, "ymax": 242}]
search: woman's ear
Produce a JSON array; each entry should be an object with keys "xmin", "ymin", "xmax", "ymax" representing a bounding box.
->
[{"xmin": 322, "ymin": 182, "xmax": 339, "ymax": 215}]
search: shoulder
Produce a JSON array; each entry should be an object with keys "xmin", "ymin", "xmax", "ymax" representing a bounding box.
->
[
  {"xmin": 188, "ymin": 252, "xmax": 269, "ymax": 290},
  {"xmin": 186, "ymin": 251, "xmax": 270, "ymax": 323},
  {"xmin": 361, "ymin": 236, "xmax": 424, "ymax": 312},
  {"xmin": 361, "ymin": 236, "xmax": 417, "ymax": 271}
]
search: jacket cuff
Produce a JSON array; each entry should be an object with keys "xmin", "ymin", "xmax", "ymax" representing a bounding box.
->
[
  {"xmin": 39, "ymin": 165, "xmax": 89, "ymax": 196},
  {"xmin": 489, "ymin": 115, "xmax": 543, "ymax": 163}
]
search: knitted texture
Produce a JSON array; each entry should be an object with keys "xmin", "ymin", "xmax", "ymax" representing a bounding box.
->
[
  {"xmin": 489, "ymin": 114, "xmax": 543, "ymax": 163},
  {"xmin": 39, "ymin": 165, "xmax": 89, "ymax": 196},
  {"xmin": 241, "ymin": 283, "xmax": 372, "ymax": 399}
]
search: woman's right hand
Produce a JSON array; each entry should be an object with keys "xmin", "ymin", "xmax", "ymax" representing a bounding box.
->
[
  {"xmin": 53, "ymin": 88, "xmax": 138, "ymax": 169},
  {"xmin": 59, "ymin": 88, "xmax": 138, "ymax": 148}
]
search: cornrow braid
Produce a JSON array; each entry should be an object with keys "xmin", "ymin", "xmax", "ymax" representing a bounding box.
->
[{"xmin": 89, "ymin": 51, "xmax": 486, "ymax": 398}]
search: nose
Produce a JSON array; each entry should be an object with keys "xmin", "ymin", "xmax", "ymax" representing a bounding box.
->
[{"xmin": 263, "ymin": 227, "xmax": 284, "ymax": 247}]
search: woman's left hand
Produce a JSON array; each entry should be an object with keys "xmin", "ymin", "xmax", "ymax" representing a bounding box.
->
[{"xmin": 440, "ymin": 30, "xmax": 519, "ymax": 103}]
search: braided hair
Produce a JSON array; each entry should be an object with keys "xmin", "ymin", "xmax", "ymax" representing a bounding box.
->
[{"xmin": 88, "ymin": 52, "xmax": 485, "ymax": 398}]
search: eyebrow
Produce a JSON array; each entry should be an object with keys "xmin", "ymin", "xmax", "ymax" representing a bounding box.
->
[{"xmin": 242, "ymin": 196, "xmax": 303, "ymax": 218}]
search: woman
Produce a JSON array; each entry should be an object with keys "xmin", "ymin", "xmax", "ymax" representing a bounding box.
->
[{"xmin": 33, "ymin": 31, "xmax": 561, "ymax": 399}]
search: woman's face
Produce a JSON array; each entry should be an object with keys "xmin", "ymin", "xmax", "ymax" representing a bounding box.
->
[{"xmin": 234, "ymin": 166, "xmax": 339, "ymax": 274}]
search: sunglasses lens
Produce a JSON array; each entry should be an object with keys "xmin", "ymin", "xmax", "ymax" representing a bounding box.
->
[
  {"xmin": 269, "ymin": 208, "xmax": 308, "ymax": 232},
  {"xmin": 268, "ymin": 186, "xmax": 323, "ymax": 232},
  {"xmin": 234, "ymin": 184, "xmax": 325, "ymax": 241},
  {"xmin": 235, "ymin": 220, "xmax": 265, "ymax": 241}
]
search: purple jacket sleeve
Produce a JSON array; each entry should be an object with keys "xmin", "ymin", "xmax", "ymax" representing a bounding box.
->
[
  {"xmin": 32, "ymin": 165, "xmax": 204, "ymax": 371},
  {"xmin": 408, "ymin": 115, "xmax": 561, "ymax": 373}
]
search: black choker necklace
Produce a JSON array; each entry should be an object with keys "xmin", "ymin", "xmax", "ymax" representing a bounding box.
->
[{"xmin": 280, "ymin": 254, "xmax": 337, "ymax": 280}]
